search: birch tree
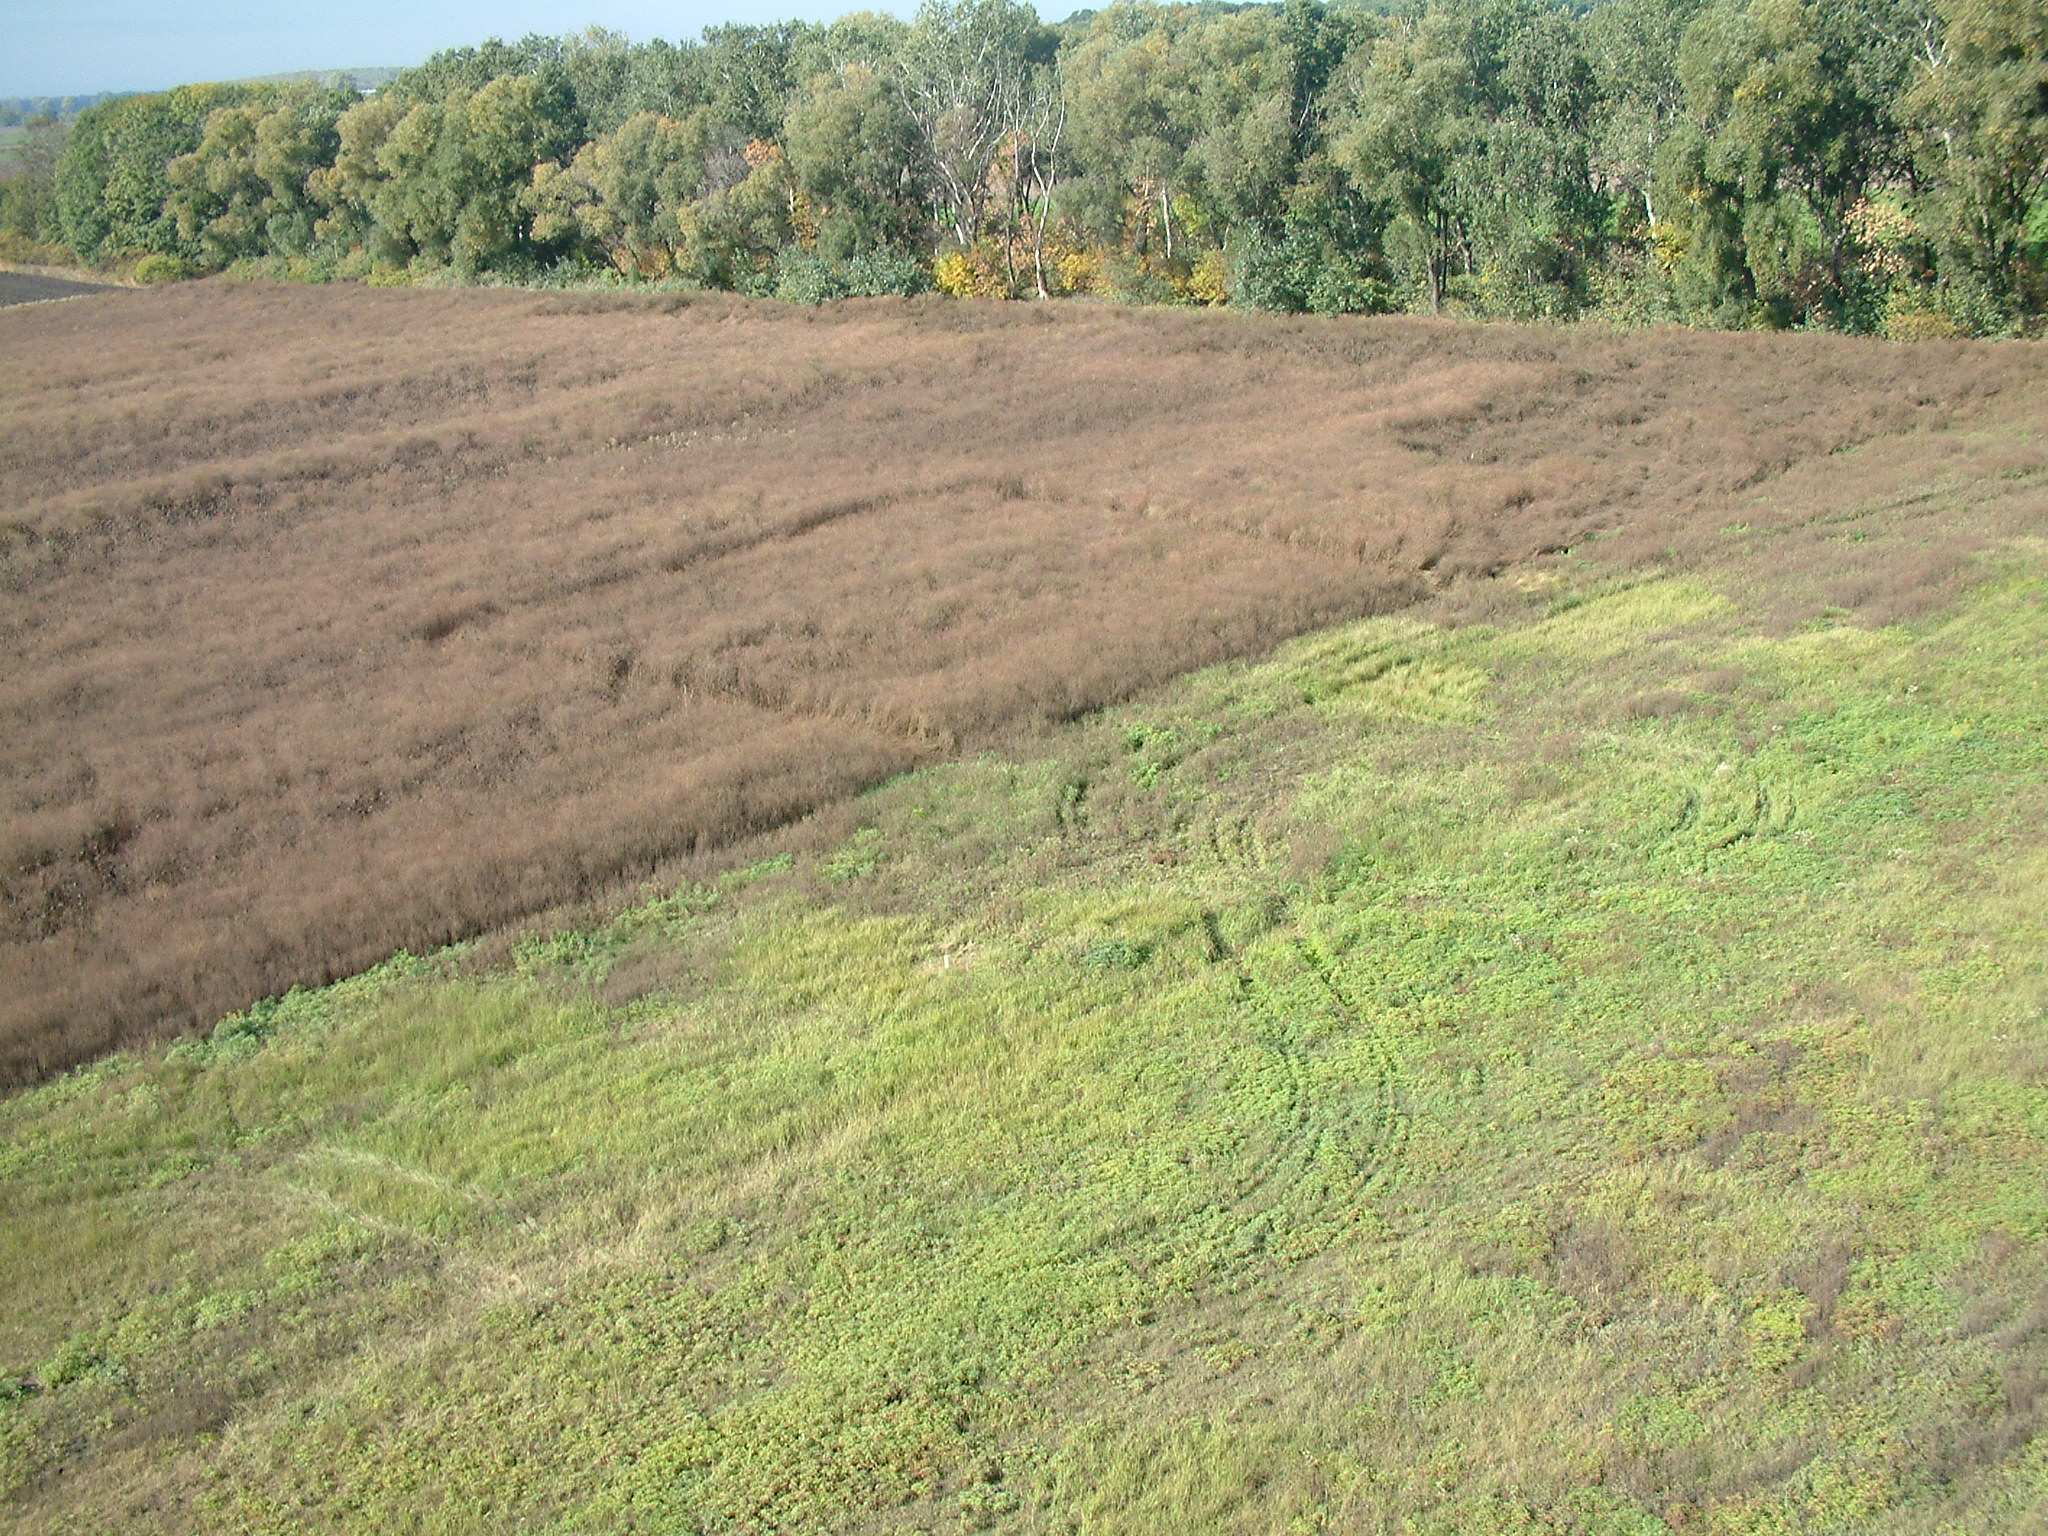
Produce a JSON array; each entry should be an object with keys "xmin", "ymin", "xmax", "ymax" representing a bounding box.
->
[{"xmin": 900, "ymin": 0, "xmax": 1037, "ymax": 248}]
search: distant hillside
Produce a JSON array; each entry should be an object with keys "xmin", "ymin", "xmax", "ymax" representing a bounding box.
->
[
  {"xmin": 0, "ymin": 93, "xmax": 129, "ymax": 127},
  {"xmin": 0, "ymin": 68, "xmax": 399, "ymax": 124},
  {"xmin": 235, "ymin": 67, "xmax": 402, "ymax": 90}
]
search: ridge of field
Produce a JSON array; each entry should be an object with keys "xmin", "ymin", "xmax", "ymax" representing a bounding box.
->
[
  {"xmin": 3, "ymin": 283, "xmax": 2044, "ymax": 1085},
  {"xmin": 1, "ymin": 402, "xmax": 2044, "ymax": 1529}
]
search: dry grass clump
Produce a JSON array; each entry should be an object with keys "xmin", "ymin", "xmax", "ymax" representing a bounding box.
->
[{"xmin": 1, "ymin": 282, "xmax": 2042, "ymax": 1082}]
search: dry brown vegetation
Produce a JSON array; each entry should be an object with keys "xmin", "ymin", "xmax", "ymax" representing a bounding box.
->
[{"xmin": 2, "ymin": 280, "xmax": 2043, "ymax": 1084}]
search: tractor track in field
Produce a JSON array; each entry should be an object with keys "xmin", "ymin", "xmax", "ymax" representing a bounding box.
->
[
  {"xmin": 1292, "ymin": 930, "xmax": 1409, "ymax": 1201},
  {"xmin": 1209, "ymin": 904, "xmax": 1410, "ymax": 1239}
]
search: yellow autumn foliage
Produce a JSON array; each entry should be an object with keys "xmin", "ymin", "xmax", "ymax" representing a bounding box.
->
[{"xmin": 933, "ymin": 242, "xmax": 1011, "ymax": 299}]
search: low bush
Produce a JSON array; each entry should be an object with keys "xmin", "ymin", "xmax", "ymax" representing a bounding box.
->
[
  {"xmin": 1230, "ymin": 226, "xmax": 1391, "ymax": 316},
  {"xmin": 933, "ymin": 242, "xmax": 1010, "ymax": 300},
  {"xmin": 132, "ymin": 252, "xmax": 192, "ymax": 284},
  {"xmin": 0, "ymin": 230, "xmax": 72, "ymax": 266},
  {"xmin": 773, "ymin": 248, "xmax": 931, "ymax": 305}
]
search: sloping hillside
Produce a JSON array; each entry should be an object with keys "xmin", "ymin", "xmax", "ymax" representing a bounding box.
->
[
  {"xmin": 1, "ymin": 311, "xmax": 2044, "ymax": 1529},
  {"xmin": 2, "ymin": 282, "xmax": 2040, "ymax": 1084}
]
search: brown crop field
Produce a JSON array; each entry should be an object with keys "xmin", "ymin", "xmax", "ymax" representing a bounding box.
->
[{"xmin": 2, "ymin": 280, "xmax": 2043, "ymax": 1085}]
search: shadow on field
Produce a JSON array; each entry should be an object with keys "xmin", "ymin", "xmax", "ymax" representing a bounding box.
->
[{"xmin": 0, "ymin": 269, "xmax": 119, "ymax": 308}]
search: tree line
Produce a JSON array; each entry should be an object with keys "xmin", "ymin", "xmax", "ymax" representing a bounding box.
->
[{"xmin": 2, "ymin": 0, "xmax": 2042, "ymax": 335}]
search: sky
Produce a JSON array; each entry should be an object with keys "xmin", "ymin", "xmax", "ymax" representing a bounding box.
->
[{"xmin": 2, "ymin": 0, "xmax": 916, "ymax": 98}]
